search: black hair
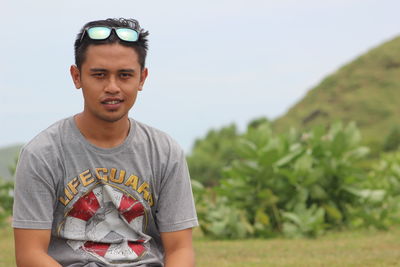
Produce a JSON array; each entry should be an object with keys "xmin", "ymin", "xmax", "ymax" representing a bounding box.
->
[{"xmin": 74, "ymin": 18, "xmax": 149, "ymax": 70}]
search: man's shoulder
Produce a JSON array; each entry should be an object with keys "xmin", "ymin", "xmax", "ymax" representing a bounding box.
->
[
  {"xmin": 21, "ymin": 117, "xmax": 72, "ymax": 156},
  {"xmin": 132, "ymin": 119, "xmax": 184, "ymax": 155}
]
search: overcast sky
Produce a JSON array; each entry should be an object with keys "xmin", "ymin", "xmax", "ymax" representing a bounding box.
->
[{"xmin": 1, "ymin": 0, "xmax": 400, "ymax": 152}]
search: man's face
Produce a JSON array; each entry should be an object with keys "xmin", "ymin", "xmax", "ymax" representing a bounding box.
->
[{"xmin": 70, "ymin": 43, "xmax": 148, "ymax": 123}]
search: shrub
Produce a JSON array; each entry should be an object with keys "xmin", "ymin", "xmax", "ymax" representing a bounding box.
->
[
  {"xmin": 383, "ymin": 126, "xmax": 400, "ymax": 152},
  {"xmin": 0, "ymin": 178, "xmax": 13, "ymax": 226},
  {"xmin": 194, "ymin": 121, "xmax": 396, "ymax": 238}
]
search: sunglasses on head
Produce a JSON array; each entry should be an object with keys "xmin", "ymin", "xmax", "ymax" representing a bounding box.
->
[{"xmin": 80, "ymin": 26, "xmax": 139, "ymax": 43}]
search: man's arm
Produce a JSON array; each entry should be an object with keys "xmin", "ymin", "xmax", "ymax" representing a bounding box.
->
[
  {"xmin": 160, "ymin": 228, "xmax": 195, "ymax": 267},
  {"xmin": 14, "ymin": 228, "xmax": 61, "ymax": 267}
]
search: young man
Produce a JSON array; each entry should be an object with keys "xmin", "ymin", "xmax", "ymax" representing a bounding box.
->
[{"xmin": 12, "ymin": 18, "xmax": 198, "ymax": 267}]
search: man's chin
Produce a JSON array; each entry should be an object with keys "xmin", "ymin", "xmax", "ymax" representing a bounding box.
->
[{"xmin": 97, "ymin": 113, "xmax": 128, "ymax": 123}]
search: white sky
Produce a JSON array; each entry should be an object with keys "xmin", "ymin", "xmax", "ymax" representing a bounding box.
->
[{"xmin": 1, "ymin": 0, "xmax": 400, "ymax": 151}]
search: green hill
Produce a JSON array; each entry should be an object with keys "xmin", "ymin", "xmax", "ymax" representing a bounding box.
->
[
  {"xmin": 0, "ymin": 144, "xmax": 22, "ymax": 180},
  {"xmin": 273, "ymin": 36, "xmax": 400, "ymax": 152}
]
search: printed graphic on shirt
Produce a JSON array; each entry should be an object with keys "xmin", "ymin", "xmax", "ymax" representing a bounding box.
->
[
  {"xmin": 57, "ymin": 171, "xmax": 152, "ymax": 265},
  {"xmin": 58, "ymin": 168, "xmax": 154, "ymax": 207}
]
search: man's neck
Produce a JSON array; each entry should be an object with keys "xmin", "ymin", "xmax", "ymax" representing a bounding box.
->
[{"xmin": 74, "ymin": 113, "xmax": 131, "ymax": 148}]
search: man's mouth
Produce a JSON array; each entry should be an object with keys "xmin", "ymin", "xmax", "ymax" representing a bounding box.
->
[
  {"xmin": 101, "ymin": 99, "xmax": 124, "ymax": 111},
  {"xmin": 102, "ymin": 100, "xmax": 123, "ymax": 104}
]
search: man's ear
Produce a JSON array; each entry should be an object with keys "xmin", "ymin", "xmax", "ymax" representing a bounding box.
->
[
  {"xmin": 70, "ymin": 65, "xmax": 82, "ymax": 89},
  {"xmin": 138, "ymin": 68, "xmax": 148, "ymax": 91}
]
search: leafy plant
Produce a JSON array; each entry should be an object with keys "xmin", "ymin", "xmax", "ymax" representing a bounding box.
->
[
  {"xmin": 0, "ymin": 178, "xmax": 13, "ymax": 226},
  {"xmin": 192, "ymin": 179, "xmax": 253, "ymax": 239},
  {"xmin": 191, "ymin": 119, "xmax": 400, "ymax": 239},
  {"xmin": 0, "ymin": 156, "xmax": 17, "ymax": 226},
  {"xmin": 187, "ymin": 124, "xmax": 240, "ymax": 187},
  {"xmin": 210, "ymin": 121, "xmax": 376, "ymax": 238},
  {"xmin": 282, "ymin": 203, "xmax": 325, "ymax": 238},
  {"xmin": 383, "ymin": 126, "xmax": 400, "ymax": 152},
  {"xmin": 351, "ymin": 151, "xmax": 400, "ymax": 229}
]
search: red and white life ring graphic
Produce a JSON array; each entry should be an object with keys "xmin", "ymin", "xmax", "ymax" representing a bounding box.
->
[{"xmin": 60, "ymin": 184, "xmax": 149, "ymax": 263}]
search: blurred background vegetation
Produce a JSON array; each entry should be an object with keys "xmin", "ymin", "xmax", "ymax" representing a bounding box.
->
[
  {"xmin": 2, "ymin": 36, "xmax": 400, "ymax": 240},
  {"xmin": 188, "ymin": 36, "xmax": 400, "ymax": 239}
]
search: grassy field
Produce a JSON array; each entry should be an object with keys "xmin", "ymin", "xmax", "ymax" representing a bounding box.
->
[
  {"xmin": 195, "ymin": 228, "xmax": 400, "ymax": 266},
  {"xmin": 0, "ymin": 226, "xmax": 15, "ymax": 267},
  {"xmin": 1, "ymin": 226, "xmax": 399, "ymax": 266}
]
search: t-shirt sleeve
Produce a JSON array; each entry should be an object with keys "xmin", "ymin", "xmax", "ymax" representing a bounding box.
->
[
  {"xmin": 12, "ymin": 146, "xmax": 57, "ymax": 229},
  {"xmin": 155, "ymin": 146, "xmax": 199, "ymax": 232}
]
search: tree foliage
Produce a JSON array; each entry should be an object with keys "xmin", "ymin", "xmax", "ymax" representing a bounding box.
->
[
  {"xmin": 0, "ymin": 157, "xmax": 16, "ymax": 226},
  {"xmin": 192, "ymin": 121, "xmax": 400, "ymax": 239},
  {"xmin": 383, "ymin": 126, "xmax": 400, "ymax": 152},
  {"xmin": 0, "ymin": 178, "xmax": 14, "ymax": 226},
  {"xmin": 187, "ymin": 124, "xmax": 240, "ymax": 186},
  {"xmin": 358, "ymin": 151, "xmax": 400, "ymax": 228}
]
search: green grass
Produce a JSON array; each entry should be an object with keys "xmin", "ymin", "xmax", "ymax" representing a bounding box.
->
[
  {"xmin": 1, "ymin": 226, "xmax": 400, "ymax": 266},
  {"xmin": 195, "ymin": 228, "xmax": 400, "ymax": 267},
  {"xmin": 0, "ymin": 226, "xmax": 15, "ymax": 267},
  {"xmin": 195, "ymin": 230, "xmax": 400, "ymax": 267}
]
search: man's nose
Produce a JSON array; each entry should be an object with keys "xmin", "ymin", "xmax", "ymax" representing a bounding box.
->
[{"xmin": 104, "ymin": 77, "xmax": 120, "ymax": 94}]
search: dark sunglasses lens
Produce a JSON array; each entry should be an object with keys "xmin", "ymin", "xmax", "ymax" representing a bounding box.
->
[
  {"xmin": 115, "ymin": 28, "xmax": 139, "ymax": 42},
  {"xmin": 87, "ymin": 27, "xmax": 112, "ymax": 40}
]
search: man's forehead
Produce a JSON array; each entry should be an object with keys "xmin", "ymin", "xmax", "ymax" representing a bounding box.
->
[
  {"xmin": 85, "ymin": 43, "xmax": 139, "ymax": 57},
  {"xmin": 89, "ymin": 68, "xmax": 136, "ymax": 72},
  {"xmin": 82, "ymin": 43, "xmax": 140, "ymax": 69}
]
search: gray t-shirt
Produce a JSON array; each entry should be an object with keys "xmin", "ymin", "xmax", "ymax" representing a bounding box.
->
[{"xmin": 12, "ymin": 116, "xmax": 198, "ymax": 267}]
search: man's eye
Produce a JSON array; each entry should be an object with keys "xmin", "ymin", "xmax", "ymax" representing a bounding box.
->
[
  {"xmin": 120, "ymin": 73, "xmax": 133, "ymax": 78},
  {"xmin": 92, "ymin": 73, "xmax": 105, "ymax": 77}
]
